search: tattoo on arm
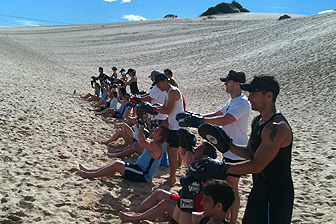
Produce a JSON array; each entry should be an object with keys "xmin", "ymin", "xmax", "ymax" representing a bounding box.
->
[{"xmin": 269, "ymin": 125, "xmax": 278, "ymax": 142}]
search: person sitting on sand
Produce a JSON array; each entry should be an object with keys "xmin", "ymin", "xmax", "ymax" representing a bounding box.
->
[
  {"xmin": 95, "ymin": 93, "xmax": 129, "ymax": 118},
  {"xmin": 124, "ymin": 68, "xmax": 139, "ymax": 95},
  {"xmin": 111, "ymin": 66, "xmax": 118, "ymax": 79},
  {"xmin": 117, "ymin": 141, "xmax": 217, "ymax": 223},
  {"xmin": 91, "ymin": 83, "xmax": 109, "ymax": 108},
  {"xmin": 78, "ymin": 124, "xmax": 169, "ymax": 182},
  {"xmin": 98, "ymin": 105, "xmax": 150, "ymax": 150},
  {"xmin": 80, "ymin": 82, "xmax": 101, "ymax": 101}
]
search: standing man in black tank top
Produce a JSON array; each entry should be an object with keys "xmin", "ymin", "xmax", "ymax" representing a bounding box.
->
[{"xmin": 195, "ymin": 76, "xmax": 294, "ymax": 223}]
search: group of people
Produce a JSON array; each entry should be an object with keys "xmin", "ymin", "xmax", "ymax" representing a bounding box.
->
[{"xmin": 78, "ymin": 66, "xmax": 294, "ymax": 224}]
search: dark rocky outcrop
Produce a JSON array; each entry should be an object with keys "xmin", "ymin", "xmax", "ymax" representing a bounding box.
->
[
  {"xmin": 278, "ymin": 14, "xmax": 291, "ymax": 20},
  {"xmin": 200, "ymin": 1, "xmax": 249, "ymax": 17},
  {"xmin": 164, "ymin": 14, "xmax": 178, "ymax": 19}
]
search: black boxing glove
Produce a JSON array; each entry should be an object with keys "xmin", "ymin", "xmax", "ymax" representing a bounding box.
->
[
  {"xmin": 178, "ymin": 114, "xmax": 204, "ymax": 128},
  {"xmin": 188, "ymin": 158, "xmax": 229, "ymax": 182},
  {"xmin": 198, "ymin": 123, "xmax": 232, "ymax": 153},
  {"xmin": 177, "ymin": 128, "xmax": 188, "ymax": 148},
  {"xmin": 176, "ymin": 111, "xmax": 199, "ymax": 121},
  {"xmin": 126, "ymin": 102, "xmax": 136, "ymax": 110},
  {"xmin": 185, "ymin": 132, "xmax": 196, "ymax": 153},
  {"xmin": 136, "ymin": 102, "xmax": 158, "ymax": 115},
  {"xmin": 136, "ymin": 117, "xmax": 146, "ymax": 130},
  {"xmin": 177, "ymin": 175, "xmax": 202, "ymax": 213}
]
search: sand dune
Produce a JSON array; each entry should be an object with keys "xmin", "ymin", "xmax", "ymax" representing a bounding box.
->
[{"xmin": 1, "ymin": 12, "xmax": 335, "ymax": 223}]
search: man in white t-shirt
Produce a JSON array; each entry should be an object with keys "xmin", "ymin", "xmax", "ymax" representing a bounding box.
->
[
  {"xmin": 199, "ymin": 70, "xmax": 250, "ymax": 224},
  {"xmin": 140, "ymin": 70, "xmax": 168, "ymax": 128}
]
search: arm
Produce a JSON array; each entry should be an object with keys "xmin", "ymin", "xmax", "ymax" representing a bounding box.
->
[
  {"xmin": 204, "ymin": 113, "xmax": 236, "ymax": 127},
  {"xmin": 227, "ymin": 120, "xmax": 292, "ymax": 174},
  {"xmin": 156, "ymin": 89, "xmax": 179, "ymax": 115},
  {"xmin": 202, "ymin": 110, "xmax": 223, "ymax": 118},
  {"xmin": 124, "ymin": 77, "xmax": 136, "ymax": 86},
  {"xmin": 137, "ymin": 129, "xmax": 162, "ymax": 159},
  {"xmin": 140, "ymin": 95, "xmax": 154, "ymax": 102}
]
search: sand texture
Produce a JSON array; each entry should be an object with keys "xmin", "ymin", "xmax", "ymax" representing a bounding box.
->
[{"xmin": 1, "ymin": 12, "xmax": 335, "ymax": 223}]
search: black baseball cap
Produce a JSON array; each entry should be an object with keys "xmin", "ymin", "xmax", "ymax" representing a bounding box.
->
[
  {"xmin": 148, "ymin": 70, "xmax": 160, "ymax": 78},
  {"xmin": 126, "ymin": 68, "xmax": 135, "ymax": 74},
  {"xmin": 220, "ymin": 70, "xmax": 246, "ymax": 83},
  {"xmin": 152, "ymin": 73, "xmax": 168, "ymax": 86},
  {"xmin": 240, "ymin": 76, "xmax": 280, "ymax": 96},
  {"xmin": 112, "ymin": 66, "xmax": 117, "ymax": 70}
]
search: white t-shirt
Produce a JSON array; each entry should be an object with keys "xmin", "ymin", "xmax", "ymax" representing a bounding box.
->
[
  {"xmin": 149, "ymin": 85, "xmax": 168, "ymax": 120},
  {"xmin": 220, "ymin": 94, "xmax": 251, "ymax": 160}
]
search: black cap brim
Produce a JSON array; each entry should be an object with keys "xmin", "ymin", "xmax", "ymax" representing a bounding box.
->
[
  {"xmin": 220, "ymin": 77, "xmax": 230, "ymax": 82},
  {"xmin": 240, "ymin": 83, "xmax": 259, "ymax": 92}
]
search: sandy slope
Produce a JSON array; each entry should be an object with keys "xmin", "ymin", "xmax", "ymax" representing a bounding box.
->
[{"xmin": 0, "ymin": 13, "xmax": 335, "ymax": 223}]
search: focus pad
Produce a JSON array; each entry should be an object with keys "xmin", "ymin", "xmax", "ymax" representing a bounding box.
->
[{"xmin": 198, "ymin": 123, "xmax": 232, "ymax": 153}]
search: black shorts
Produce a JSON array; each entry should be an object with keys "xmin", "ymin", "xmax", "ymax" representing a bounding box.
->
[
  {"xmin": 167, "ymin": 130, "xmax": 179, "ymax": 148},
  {"xmin": 123, "ymin": 161, "xmax": 147, "ymax": 182},
  {"xmin": 225, "ymin": 157, "xmax": 245, "ymax": 178}
]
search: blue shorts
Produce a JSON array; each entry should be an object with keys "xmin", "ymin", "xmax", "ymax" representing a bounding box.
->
[{"xmin": 123, "ymin": 161, "xmax": 147, "ymax": 182}]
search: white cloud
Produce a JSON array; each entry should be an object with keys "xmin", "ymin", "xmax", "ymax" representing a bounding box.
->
[
  {"xmin": 104, "ymin": 0, "xmax": 118, "ymax": 2},
  {"xmin": 122, "ymin": 0, "xmax": 131, "ymax": 3},
  {"xmin": 16, "ymin": 20, "xmax": 40, "ymax": 27},
  {"xmin": 122, "ymin": 14, "xmax": 146, "ymax": 21}
]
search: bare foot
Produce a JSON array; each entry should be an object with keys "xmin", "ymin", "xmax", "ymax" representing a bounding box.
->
[
  {"xmin": 163, "ymin": 177, "xmax": 176, "ymax": 186},
  {"xmin": 116, "ymin": 204, "xmax": 130, "ymax": 212},
  {"xmin": 78, "ymin": 163, "xmax": 89, "ymax": 172},
  {"xmin": 118, "ymin": 211, "xmax": 139, "ymax": 223},
  {"xmin": 77, "ymin": 170, "xmax": 90, "ymax": 178}
]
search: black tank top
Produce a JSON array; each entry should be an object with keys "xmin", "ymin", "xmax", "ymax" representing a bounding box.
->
[
  {"xmin": 199, "ymin": 217, "xmax": 228, "ymax": 224},
  {"xmin": 250, "ymin": 113, "xmax": 293, "ymax": 188},
  {"xmin": 130, "ymin": 81, "xmax": 139, "ymax": 94}
]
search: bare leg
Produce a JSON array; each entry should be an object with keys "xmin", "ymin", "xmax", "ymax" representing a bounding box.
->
[
  {"xmin": 78, "ymin": 160, "xmax": 125, "ymax": 178},
  {"xmin": 107, "ymin": 143, "xmax": 143, "ymax": 158},
  {"xmin": 118, "ymin": 199, "xmax": 176, "ymax": 222},
  {"xmin": 166, "ymin": 146, "xmax": 178, "ymax": 185},
  {"xmin": 92, "ymin": 99, "xmax": 106, "ymax": 108},
  {"xmin": 122, "ymin": 123, "xmax": 134, "ymax": 137},
  {"xmin": 225, "ymin": 176, "xmax": 240, "ymax": 224},
  {"xmin": 96, "ymin": 108, "xmax": 115, "ymax": 116},
  {"xmin": 80, "ymin": 93, "xmax": 92, "ymax": 99},
  {"xmin": 103, "ymin": 130, "xmax": 133, "ymax": 146},
  {"xmin": 131, "ymin": 189, "xmax": 171, "ymax": 213}
]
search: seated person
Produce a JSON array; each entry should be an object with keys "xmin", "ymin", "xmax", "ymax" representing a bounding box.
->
[
  {"xmin": 92, "ymin": 84, "xmax": 109, "ymax": 108},
  {"xmin": 78, "ymin": 124, "xmax": 169, "ymax": 182},
  {"xmin": 80, "ymin": 82, "xmax": 101, "ymax": 101},
  {"xmin": 117, "ymin": 141, "xmax": 217, "ymax": 222},
  {"xmin": 98, "ymin": 106, "xmax": 150, "ymax": 152},
  {"xmin": 177, "ymin": 179, "xmax": 235, "ymax": 224},
  {"xmin": 95, "ymin": 93, "xmax": 129, "ymax": 118}
]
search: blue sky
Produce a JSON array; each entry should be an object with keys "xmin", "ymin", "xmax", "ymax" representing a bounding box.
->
[{"xmin": 0, "ymin": 0, "xmax": 335, "ymax": 27}]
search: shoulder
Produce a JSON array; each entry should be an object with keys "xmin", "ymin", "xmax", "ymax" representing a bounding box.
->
[{"xmin": 262, "ymin": 117, "xmax": 292, "ymax": 144}]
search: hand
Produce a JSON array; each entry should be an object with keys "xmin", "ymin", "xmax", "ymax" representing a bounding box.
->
[
  {"xmin": 198, "ymin": 124, "xmax": 232, "ymax": 153},
  {"xmin": 185, "ymin": 132, "xmax": 196, "ymax": 153},
  {"xmin": 188, "ymin": 158, "xmax": 229, "ymax": 182},
  {"xmin": 136, "ymin": 117, "xmax": 146, "ymax": 130},
  {"xmin": 136, "ymin": 102, "xmax": 158, "ymax": 115},
  {"xmin": 178, "ymin": 114, "xmax": 204, "ymax": 128},
  {"xmin": 177, "ymin": 175, "xmax": 202, "ymax": 213}
]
